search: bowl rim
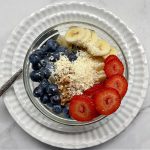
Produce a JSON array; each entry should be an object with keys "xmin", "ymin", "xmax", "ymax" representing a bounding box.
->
[{"xmin": 23, "ymin": 21, "xmax": 127, "ymax": 126}]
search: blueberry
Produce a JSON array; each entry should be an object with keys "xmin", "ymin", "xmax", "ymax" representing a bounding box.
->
[
  {"xmin": 63, "ymin": 107, "xmax": 70, "ymax": 118},
  {"xmin": 48, "ymin": 52, "xmax": 60, "ymax": 62},
  {"xmin": 52, "ymin": 105, "xmax": 63, "ymax": 114},
  {"xmin": 40, "ymin": 94, "xmax": 50, "ymax": 104},
  {"xmin": 34, "ymin": 49, "xmax": 46, "ymax": 58},
  {"xmin": 40, "ymin": 59, "xmax": 47, "ymax": 67},
  {"xmin": 63, "ymin": 107, "xmax": 69, "ymax": 113},
  {"xmin": 50, "ymin": 95, "xmax": 61, "ymax": 104},
  {"xmin": 32, "ymin": 63, "xmax": 42, "ymax": 70},
  {"xmin": 41, "ymin": 67, "xmax": 51, "ymax": 79},
  {"xmin": 46, "ymin": 63, "xmax": 54, "ymax": 71},
  {"xmin": 30, "ymin": 70, "xmax": 44, "ymax": 82},
  {"xmin": 33, "ymin": 86, "xmax": 44, "ymax": 98},
  {"xmin": 41, "ymin": 46, "xmax": 48, "ymax": 54},
  {"xmin": 68, "ymin": 52, "xmax": 77, "ymax": 61},
  {"xmin": 56, "ymin": 46, "xmax": 67, "ymax": 53},
  {"xmin": 40, "ymin": 79, "xmax": 49, "ymax": 89},
  {"xmin": 29, "ymin": 53, "xmax": 41, "ymax": 64},
  {"xmin": 46, "ymin": 83, "xmax": 59, "ymax": 95},
  {"xmin": 47, "ymin": 102, "xmax": 53, "ymax": 108},
  {"xmin": 45, "ymin": 39, "xmax": 59, "ymax": 52}
]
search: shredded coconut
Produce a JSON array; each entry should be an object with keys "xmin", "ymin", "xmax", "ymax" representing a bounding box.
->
[{"xmin": 53, "ymin": 51, "xmax": 106, "ymax": 105}]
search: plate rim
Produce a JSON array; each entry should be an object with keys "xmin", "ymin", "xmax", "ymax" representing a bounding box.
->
[
  {"xmin": 1, "ymin": 2, "xmax": 149, "ymax": 149},
  {"xmin": 15, "ymin": 13, "xmax": 129, "ymax": 127}
]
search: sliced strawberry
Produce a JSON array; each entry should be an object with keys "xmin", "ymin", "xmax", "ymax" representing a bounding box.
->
[
  {"xmin": 104, "ymin": 59, "xmax": 124, "ymax": 77},
  {"xmin": 104, "ymin": 55, "xmax": 119, "ymax": 64},
  {"xmin": 69, "ymin": 95, "xmax": 98, "ymax": 122},
  {"xmin": 93, "ymin": 87, "xmax": 121, "ymax": 115},
  {"xmin": 104, "ymin": 75, "xmax": 128, "ymax": 98},
  {"xmin": 83, "ymin": 83, "xmax": 104, "ymax": 97}
]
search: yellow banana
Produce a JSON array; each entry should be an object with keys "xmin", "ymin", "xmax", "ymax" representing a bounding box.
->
[{"xmin": 103, "ymin": 47, "xmax": 118, "ymax": 59}]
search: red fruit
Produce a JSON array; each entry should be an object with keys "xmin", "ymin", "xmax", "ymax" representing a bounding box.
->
[
  {"xmin": 93, "ymin": 88, "xmax": 121, "ymax": 115},
  {"xmin": 104, "ymin": 59, "xmax": 124, "ymax": 77},
  {"xmin": 104, "ymin": 75, "xmax": 128, "ymax": 98},
  {"xmin": 69, "ymin": 95, "xmax": 98, "ymax": 122},
  {"xmin": 104, "ymin": 55, "xmax": 119, "ymax": 64},
  {"xmin": 83, "ymin": 83, "xmax": 104, "ymax": 97}
]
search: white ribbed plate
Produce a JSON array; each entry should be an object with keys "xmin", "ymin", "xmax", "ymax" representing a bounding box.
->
[
  {"xmin": 1, "ymin": 2, "xmax": 149, "ymax": 149},
  {"xmin": 12, "ymin": 12, "xmax": 129, "ymax": 132}
]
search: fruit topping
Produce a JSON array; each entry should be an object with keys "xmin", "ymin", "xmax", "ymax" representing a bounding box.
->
[
  {"xmin": 46, "ymin": 83, "xmax": 59, "ymax": 96},
  {"xmin": 93, "ymin": 87, "xmax": 121, "ymax": 115},
  {"xmin": 69, "ymin": 95, "xmax": 98, "ymax": 122},
  {"xmin": 83, "ymin": 83, "xmax": 103, "ymax": 97},
  {"xmin": 31, "ymin": 63, "xmax": 42, "ymax": 70},
  {"xmin": 50, "ymin": 94, "xmax": 61, "ymax": 104},
  {"xmin": 40, "ymin": 94, "xmax": 50, "ymax": 104},
  {"xmin": 30, "ymin": 70, "xmax": 44, "ymax": 82},
  {"xmin": 104, "ymin": 55, "xmax": 119, "ymax": 64},
  {"xmin": 41, "ymin": 67, "xmax": 51, "ymax": 79},
  {"xmin": 87, "ymin": 39, "xmax": 110, "ymax": 56},
  {"xmin": 104, "ymin": 74, "xmax": 128, "ymax": 98},
  {"xmin": 40, "ymin": 79, "xmax": 49, "ymax": 89},
  {"xmin": 103, "ymin": 47, "xmax": 117, "ymax": 59},
  {"xmin": 63, "ymin": 107, "xmax": 70, "ymax": 118},
  {"xmin": 45, "ymin": 39, "xmax": 59, "ymax": 52},
  {"xmin": 57, "ymin": 35, "xmax": 72, "ymax": 48},
  {"xmin": 52, "ymin": 105, "xmax": 63, "ymax": 114},
  {"xmin": 65, "ymin": 26, "xmax": 86, "ymax": 43},
  {"xmin": 47, "ymin": 102, "xmax": 53, "ymax": 108},
  {"xmin": 104, "ymin": 58, "xmax": 124, "ymax": 77},
  {"xmin": 67, "ymin": 51, "xmax": 77, "ymax": 61},
  {"xmin": 40, "ymin": 59, "xmax": 47, "ymax": 67},
  {"xmin": 34, "ymin": 49, "xmax": 46, "ymax": 58},
  {"xmin": 88, "ymin": 30, "xmax": 98, "ymax": 44},
  {"xmin": 33, "ymin": 86, "xmax": 44, "ymax": 98},
  {"xmin": 29, "ymin": 53, "xmax": 41, "ymax": 64},
  {"xmin": 48, "ymin": 52, "xmax": 60, "ymax": 62},
  {"xmin": 56, "ymin": 46, "xmax": 68, "ymax": 53}
]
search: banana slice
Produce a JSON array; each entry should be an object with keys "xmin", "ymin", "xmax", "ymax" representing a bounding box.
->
[
  {"xmin": 97, "ymin": 39, "xmax": 111, "ymax": 55},
  {"xmin": 83, "ymin": 30, "xmax": 98, "ymax": 47},
  {"xmin": 57, "ymin": 35, "xmax": 72, "ymax": 48},
  {"xmin": 64, "ymin": 26, "xmax": 111, "ymax": 57},
  {"xmin": 103, "ymin": 47, "xmax": 118, "ymax": 59},
  {"xmin": 86, "ymin": 44, "xmax": 100, "ymax": 56},
  {"xmin": 87, "ymin": 39, "xmax": 110, "ymax": 56},
  {"xmin": 65, "ymin": 26, "xmax": 85, "ymax": 43},
  {"xmin": 89, "ymin": 30, "xmax": 98, "ymax": 44},
  {"xmin": 81, "ymin": 29, "xmax": 91, "ymax": 46}
]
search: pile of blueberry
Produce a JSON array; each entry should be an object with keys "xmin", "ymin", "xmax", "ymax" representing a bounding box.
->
[{"xmin": 29, "ymin": 39, "xmax": 77, "ymax": 117}]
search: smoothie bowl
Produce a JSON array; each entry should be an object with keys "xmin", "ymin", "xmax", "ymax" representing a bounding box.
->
[{"xmin": 23, "ymin": 23, "xmax": 128, "ymax": 126}]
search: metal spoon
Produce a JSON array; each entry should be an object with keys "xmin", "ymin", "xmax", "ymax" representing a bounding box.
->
[{"xmin": 0, "ymin": 68, "xmax": 23, "ymax": 96}]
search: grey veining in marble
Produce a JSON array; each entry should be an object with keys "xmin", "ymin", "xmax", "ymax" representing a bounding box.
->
[{"xmin": 0, "ymin": 0, "xmax": 150, "ymax": 149}]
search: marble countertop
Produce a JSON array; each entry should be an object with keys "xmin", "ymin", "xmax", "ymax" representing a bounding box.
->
[{"xmin": 0, "ymin": 0, "xmax": 150, "ymax": 149}]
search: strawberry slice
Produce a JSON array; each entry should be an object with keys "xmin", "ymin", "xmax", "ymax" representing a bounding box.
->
[
  {"xmin": 104, "ymin": 58, "xmax": 124, "ymax": 77},
  {"xmin": 69, "ymin": 95, "xmax": 98, "ymax": 122},
  {"xmin": 83, "ymin": 83, "xmax": 104, "ymax": 97},
  {"xmin": 93, "ymin": 88, "xmax": 121, "ymax": 115},
  {"xmin": 104, "ymin": 55, "xmax": 119, "ymax": 64},
  {"xmin": 104, "ymin": 74, "xmax": 128, "ymax": 98}
]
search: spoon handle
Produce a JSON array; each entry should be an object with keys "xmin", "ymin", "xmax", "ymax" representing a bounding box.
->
[{"xmin": 0, "ymin": 68, "xmax": 23, "ymax": 96}]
